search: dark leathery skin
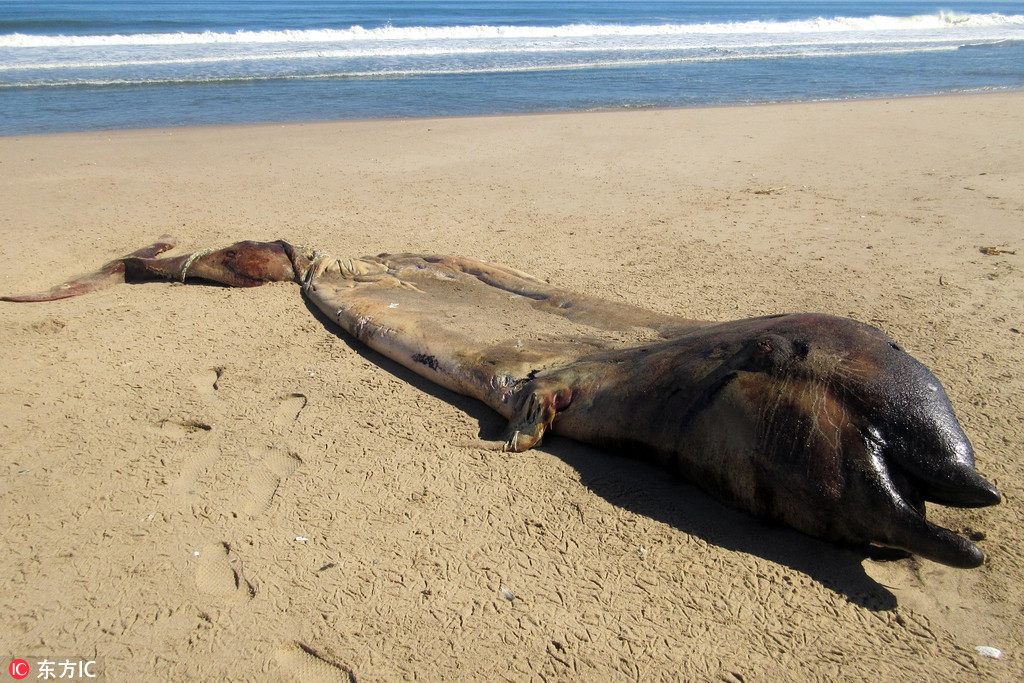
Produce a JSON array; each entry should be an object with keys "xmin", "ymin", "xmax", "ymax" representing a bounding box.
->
[{"xmin": 3, "ymin": 240, "xmax": 1000, "ymax": 568}]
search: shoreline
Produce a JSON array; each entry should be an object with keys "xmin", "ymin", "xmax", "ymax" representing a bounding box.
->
[
  {"xmin": 2, "ymin": 91, "xmax": 1021, "ymax": 680},
  {"xmin": 4, "ymin": 88, "xmax": 1023, "ymax": 140}
]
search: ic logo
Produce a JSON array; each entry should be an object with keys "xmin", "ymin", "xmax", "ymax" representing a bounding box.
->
[{"xmin": 8, "ymin": 659, "xmax": 30, "ymax": 680}]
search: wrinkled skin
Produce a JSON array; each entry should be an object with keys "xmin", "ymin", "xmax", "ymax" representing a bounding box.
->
[{"xmin": 3, "ymin": 238, "xmax": 1001, "ymax": 568}]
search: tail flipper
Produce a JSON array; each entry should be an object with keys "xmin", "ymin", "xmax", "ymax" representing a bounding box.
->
[
  {"xmin": 2, "ymin": 235, "xmax": 177, "ymax": 302},
  {"xmin": 3, "ymin": 237, "xmax": 298, "ymax": 302}
]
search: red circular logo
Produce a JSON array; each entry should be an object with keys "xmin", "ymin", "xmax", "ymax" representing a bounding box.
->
[{"xmin": 9, "ymin": 660, "xmax": 30, "ymax": 680}]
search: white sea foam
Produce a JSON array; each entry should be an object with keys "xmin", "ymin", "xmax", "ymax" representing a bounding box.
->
[
  {"xmin": 1, "ymin": 12, "xmax": 1020, "ymax": 90},
  {"xmin": 0, "ymin": 38, "xmax": 969, "ymax": 73},
  {"xmin": 0, "ymin": 45, "xmax": 968, "ymax": 89},
  {"xmin": 2, "ymin": 13, "xmax": 1022, "ymax": 48}
]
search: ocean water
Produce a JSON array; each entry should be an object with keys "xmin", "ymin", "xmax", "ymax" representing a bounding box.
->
[{"xmin": 1, "ymin": 1, "xmax": 1022, "ymax": 135}]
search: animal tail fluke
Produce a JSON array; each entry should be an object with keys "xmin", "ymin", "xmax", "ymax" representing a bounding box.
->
[
  {"xmin": 2, "ymin": 235, "xmax": 177, "ymax": 302},
  {"xmin": 2, "ymin": 237, "xmax": 299, "ymax": 301}
]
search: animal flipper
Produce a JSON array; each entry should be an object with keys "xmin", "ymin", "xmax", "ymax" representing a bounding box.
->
[
  {"xmin": 502, "ymin": 378, "xmax": 575, "ymax": 452},
  {"xmin": 2, "ymin": 235, "xmax": 177, "ymax": 302}
]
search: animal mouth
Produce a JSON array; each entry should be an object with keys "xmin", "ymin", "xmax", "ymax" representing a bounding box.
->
[
  {"xmin": 885, "ymin": 460, "xmax": 927, "ymax": 516},
  {"xmin": 858, "ymin": 423, "xmax": 992, "ymax": 568},
  {"xmin": 861, "ymin": 425, "xmax": 926, "ymax": 516}
]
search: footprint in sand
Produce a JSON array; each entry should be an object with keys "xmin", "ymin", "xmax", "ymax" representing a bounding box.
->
[
  {"xmin": 274, "ymin": 392, "xmax": 307, "ymax": 427},
  {"xmin": 171, "ymin": 445, "xmax": 221, "ymax": 504},
  {"xmin": 243, "ymin": 446, "xmax": 303, "ymax": 517},
  {"xmin": 194, "ymin": 541, "xmax": 254, "ymax": 601},
  {"xmin": 275, "ymin": 641, "xmax": 355, "ymax": 683}
]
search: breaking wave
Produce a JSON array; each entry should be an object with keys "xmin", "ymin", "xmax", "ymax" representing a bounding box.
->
[
  {"xmin": 3, "ymin": 12, "xmax": 1023, "ymax": 48},
  {"xmin": 1, "ymin": 12, "xmax": 1022, "ymax": 89}
]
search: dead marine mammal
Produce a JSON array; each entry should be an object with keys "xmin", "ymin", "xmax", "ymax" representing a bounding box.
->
[{"xmin": 3, "ymin": 237, "xmax": 1001, "ymax": 568}]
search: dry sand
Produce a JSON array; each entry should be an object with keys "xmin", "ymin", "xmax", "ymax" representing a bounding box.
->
[{"xmin": 1, "ymin": 93, "xmax": 1021, "ymax": 681}]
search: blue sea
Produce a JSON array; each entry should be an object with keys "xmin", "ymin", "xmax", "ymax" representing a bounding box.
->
[{"xmin": 1, "ymin": 1, "xmax": 1022, "ymax": 135}]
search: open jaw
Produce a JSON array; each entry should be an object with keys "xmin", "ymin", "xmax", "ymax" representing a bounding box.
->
[{"xmin": 857, "ymin": 435, "xmax": 980, "ymax": 568}]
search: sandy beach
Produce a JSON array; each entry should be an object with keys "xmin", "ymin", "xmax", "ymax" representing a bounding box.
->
[{"xmin": 1, "ymin": 93, "xmax": 1021, "ymax": 680}]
